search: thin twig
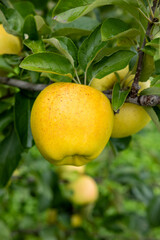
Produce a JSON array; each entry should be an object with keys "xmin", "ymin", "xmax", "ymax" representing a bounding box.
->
[
  {"xmin": 103, "ymin": 90, "xmax": 160, "ymax": 107},
  {"xmin": 1, "ymin": 76, "xmax": 160, "ymax": 107},
  {"xmin": 152, "ymin": 0, "xmax": 159, "ymax": 12}
]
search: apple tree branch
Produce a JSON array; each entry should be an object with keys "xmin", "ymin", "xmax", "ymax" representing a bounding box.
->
[{"xmin": 130, "ymin": 0, "xmax": 159, "ymax": 98}]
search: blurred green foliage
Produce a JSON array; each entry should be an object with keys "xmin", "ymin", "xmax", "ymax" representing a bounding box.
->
[{"xmin": 0, "ymin": 123, "xmax": 160, "ymax": 240}]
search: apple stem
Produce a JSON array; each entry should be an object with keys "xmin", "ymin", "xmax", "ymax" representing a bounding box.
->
[
  {"xmin": 72, "ymin": 78, "xmax": 79, "ymax": 84},
  {"xmin": 74, "ymin": 69, "xmax": 81, "ymax": 84},
  {"xmin": 88, "ymin": 77, "xmax": 94, "ymax": 86},
  {"xmin": 84, "ymin": 71, "xmax": 87, "ymax": 85},
  {"xmin": 138, "ymin": 8, "xmax": 153, "ymax": 24},
  {"xmin": 147, "ymin": 0, "xmax": 155, "ymax": 18}
]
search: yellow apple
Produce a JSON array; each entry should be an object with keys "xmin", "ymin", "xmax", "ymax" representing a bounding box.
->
[
  {"xmin": 57, "ymin": 165, "xmax": 85, "ymax": 174},
  {"xmin": 31, "ymin": 82, "xmax": 114, "ymax": 166},
  {"xmin": 71, "ymin": 214, "xmax": 82, "ymax": 227},
  {"xmin": 91, "ymin": 66, "xmax": 129, "ymax": 91},
  {"xmin": 110, "ymin": 76, "xmax": 151, "ymax": 138},
  {"xmin": 111, "ymin": 103, "xmax": 151, "ymax": 138},
  {"xmin": 67, "ymin": 175, "xmax": 98, "ymax": 205},
  {"xmin": 56, "ymin": 165, "xmax": 85, "ymax": 181},
  {"xmin": 91, "ymin": 68, "xmax": 151, "ymax": 139},
  {"xmin": 0, "ymin": 24, "xmax": 21, "ymax": 55},
  {"xmin": 123, "ymin": 74, "xmax": 150, "ymax": 93}
]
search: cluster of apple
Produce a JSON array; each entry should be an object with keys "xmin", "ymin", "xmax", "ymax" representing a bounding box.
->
[
  {"xmin": 91, "ymin": 67, "xmax": 151, "ymax": 138},
  {"xmin": 45, "ymin": 165, "xmax": 98, "ymax": 228},
  {"xmin": 0, "ymin": 23, "xmax": 151, "ymax": 228},
  {"xmin": 0, "ymin": 24, "xmax": 151, "ymax": 168},
  {"xmin": 57, "ymin": 165, "xmax": 98, "ymax": 205}
]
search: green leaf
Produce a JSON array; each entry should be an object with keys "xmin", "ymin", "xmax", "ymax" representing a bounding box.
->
[
  {"xmin": 147, "ymin": 195, "xmax": 160, "ymax": 227},
  {"xmin": 140, "ymin": 86, "xmax": 160, "ymax": 96},
  {"xmin": 155, "ymin": 59, "xmax": 160, "ymax": 75},
  {"xmin": 13, "ymin": 1, "xmax": 35, "ymax": 19},
  {"xmin": 3, "ymin": 54, "xmax": 21, "ymax": 66},
  {"xmin": 142, "ymin": 46, "xmax": 156, "ymax": 57},
  {"xmin": 112, "ymin": 82, "xmax": 130, "ymax": 112},
  {"xmin": 151, "ymin": 75, "xmax": 160, "ymax": 86},
  {"xmin": 20, "ymin": 52, "xmax": 74, "ymax": 78},
  {"xmin": 146, "ymin": 38, "xmax": 160, "ymax": 49},
  {"xmin": 132, "ymin": 184, "xmax": 153, "ymax": 204},
  {"xmin": 0, "ymin": 109, "xmax": 13, "ymax": 132},
  {"xmin": 0, "ymin": 3, "xmax": 23, "ymax": 35},
  {"xmin": 24, "ymin": 39, "xmax": 45, "ymax": 53},
  {"xmin": 129, "ymin": 54, "xmax": 138, "ymax": 73},
  {"xmin": 52, "ymin": 0, "xmax": 140, "ymax": 23},
  {"xmin": 0, "ymin": 221, "xmax": 11, "ymax": 240},
  {"xmin": 153, "ymin": 106, "xmax": 160, "ymax": 121},
  {"xmin": 53, "ymin": 16, "xmax": 99, "ymax": 38},
  {"xmin": 14, "ymin": 92, "xmax": 34, "ymax": 148},
  {"xmin": 34, "ymin": 15, "xmax": 51, "ymax": 36},
  {"xmin": 143, "ymin": 106, "xmax": 160, "ymax": 131},
  {"xmin": 0, "ymin": 102, "xmax": 11, "ymax": 114},
  {"xmin": 95, "ymin": 46, "xmax": 130, "ymax": 63},
  {"xmin": 140, "ymin": 0, "xmax": 148, "ymax": 7},
  {"xmin": 44, "ymin": 37, "xmax": 78, "ymax": 67},
  {"xmin": 111, "ymin": 165, "xmax": 140, "ymax": 185},
  {"xmin": 110, "ymin": 136, "xmax": 132, "ymax": 152},
  {"xmin": 29, "ymin": 71, "xmax": 40, "ymax": 84},
  {"xmin": 89, "ymin": 50, "xmax": 135, "ymax": 80},
  {"xmin": 0, "ymin": 55, "xmax": 13, "ymax": 72},
  {"xmin": 78, "ymin": 25, "xmax": 107, "ymax": 71},
  {"xmin": 116, "ymin": 37, "xmax": 137, "ymax": 48},
  {"xmin": 139, "ymin": 54, "xmax": 155, "ymax": 82},
  {"xmin": 23, "ymin": 15, "xmax": 39, "ymax": 40},
  {"xmin": 53, "ymin": 0, "xmax": 101, "ymax": 15},
  {"xmin": 46, "ymin": 73, "xmax": 72, "ymax": 83},
  {"xmin": 101, "ymin": 18, "xmax": 139, "ymax": 41},
  {"xmin": 0, "ymin": 128, "xmax": 23, "ymax": 187}
]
